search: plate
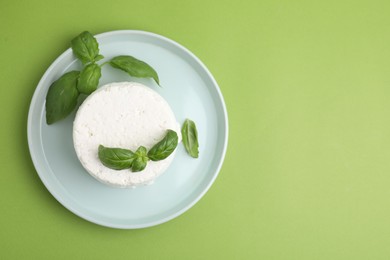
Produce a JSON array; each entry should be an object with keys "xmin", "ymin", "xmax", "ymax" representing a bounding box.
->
[{"xmin": 27, "ymin": 30, "xmax": 228, "ymax": 229}]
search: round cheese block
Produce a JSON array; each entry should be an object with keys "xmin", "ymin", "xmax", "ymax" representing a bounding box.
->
[{"xmin": 73, "ymin": 82, "xmax": 181, "ymax": 188}]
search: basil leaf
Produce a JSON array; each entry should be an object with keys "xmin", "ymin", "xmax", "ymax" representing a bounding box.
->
[
  {"xmin": 148, "ymin": 130, "xmax": 178, "ymax": 161},
  {"xmin": 98, "ymin": 145, "xmax": 136, "ymax": 170},
  {"xmin": 71, "ymin": 31, "xmax": 103, "ymax": 64},
  {"xmin": 109, "ymin": 55, "xmax": 160, "ymax": 85},
  {"xmin": 181, "ymin": 119, "xmax": 199, "ymax": 158},
  {"xmin": 95, "ymin": 54, "xmax": 104, "ymax": 62},
  {"xmin": 77, "ymin": 63, "xmax": 101, "ymax": 94},
  {"xmin": 131, "ymin": 146, "xmax": 149, "ymax": 172},
  {"xmin": 45, "ymin": 71, "xmax": 80, "ymax": 125}
]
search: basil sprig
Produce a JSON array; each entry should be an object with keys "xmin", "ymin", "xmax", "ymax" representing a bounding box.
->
[
  {"xmin": 45, "ymin": 31, "xmax": 160, "ymax": 125},
  {"xmin": 98, "ymin": 130, "xmax": 178, "ymax": 172},
  {"xmin": 181, "ymin": 119, "xmax": 199, "ymax": 158},
  {"xmin": 132, "ymin": 146, "xmax": 149, "ymax": 172}
]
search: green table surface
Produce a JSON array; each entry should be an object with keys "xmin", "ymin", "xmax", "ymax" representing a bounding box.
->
[{"xmin": 1, "ymin": 0, "xmax": 390, "ymax": 259}]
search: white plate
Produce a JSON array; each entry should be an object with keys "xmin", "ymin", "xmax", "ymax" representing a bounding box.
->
[{"xmin": 27, "ymin": 30, "xmax": 228, "ymax": 229}]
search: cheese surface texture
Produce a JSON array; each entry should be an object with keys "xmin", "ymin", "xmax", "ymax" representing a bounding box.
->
[{"xmin": 73, "ymin": 82, "xmax": 180, "ymax": 188}]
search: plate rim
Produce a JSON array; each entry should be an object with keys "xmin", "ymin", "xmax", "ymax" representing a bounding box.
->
[{"xmin": 27, "ymin": 30, "xmax": 229, "ymax": 229}]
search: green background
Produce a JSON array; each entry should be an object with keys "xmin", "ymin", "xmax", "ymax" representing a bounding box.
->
[{"xmin": 1, "ymin": 0, "xmax": 390, "ymax": 259}]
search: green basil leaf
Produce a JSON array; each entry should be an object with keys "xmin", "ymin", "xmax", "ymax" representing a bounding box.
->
[
  {"xmin": 45, "ymin": 71, "xmax": 80, "ymax": 125},
  {"xmin": 181, "ymin": 119, "xmax": 199, "ymax": 158},
  {"xmin": 77, "ymin": 63, "xmax": 101, "ymax": 94},
  {"xmin": 147, "ymin": 130, "xmax": 178, "ymax": 161},
  {"xmin": 71, "ymin": 31, "xmax": 103, "ymax": 64},
  {"xmin": 109, "ymin": 55, "xmax": 160, "ymax": 85},
  {"xmin": 131, "ymin": 146, "xmax": 149, "ymax": 172},
  {"xmin": 98, "ymin": 145, "xmax": 136, "ymax": 170},
  {"xmin": 95, "ymin": 54, "xmax": 104, "ymax": 62}
]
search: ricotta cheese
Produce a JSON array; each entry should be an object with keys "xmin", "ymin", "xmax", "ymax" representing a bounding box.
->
[{"xmin": 73, "ymin": 82, "xmax": 181, "ymax": 188}]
